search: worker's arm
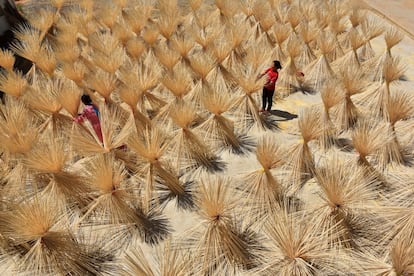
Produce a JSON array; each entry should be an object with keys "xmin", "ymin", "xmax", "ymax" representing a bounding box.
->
[{"xmin": 256, "ymin": 70, "xmax": 266, "ymax": 80}]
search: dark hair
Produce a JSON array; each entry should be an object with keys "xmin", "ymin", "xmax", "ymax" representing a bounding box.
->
[
  {"xmin": 273, "ymin": 60, "xmax": 282, "ymax": 69},
  {"xmin": 81, "ymin": 94, "xmax": 93, "ymax": 105}
]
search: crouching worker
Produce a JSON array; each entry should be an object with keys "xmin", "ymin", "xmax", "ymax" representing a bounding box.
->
[{"xmin": 75, "ymin": 94, "xmax": 103, "ymax": 143}]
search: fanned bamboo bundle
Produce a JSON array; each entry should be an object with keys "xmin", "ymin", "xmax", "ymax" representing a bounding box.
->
[
  {"xmin": 127, "ymin": 126, "xmax": 194, "ymax": 210},
  {"xmin": 240, "ymin": 135, "xmax": 287, "ymax": 217},
  {"xmin": 168, "ymin": 101, "xmax": 225, "ymax": 173},
  {"xmin": 156, "ymin": 0, "xmax": 182, "ymax": 42},
  {"xmin": 270, "ymin": 23, "xmax": 291, "ymax": 62},
  {"xmin": 357, "ymin": 231, "xmax": 414, "ymax": 275},
  {"xmin": 257, "ymin": 207, "xmax": 353, "ymax": 275},
  {"xmin": 312, "ymin": 152, "xmax": 387, "ymax": 251},
  {"xmin": 251, "ymin": 0, "xmax": 275, "ymax": 34},
  {"xmin": 0, "ymin": 49, "xmax": 16, "ymax": 71},
  {"xmin": 275, "ymin": 36, "xmax": 304, "ymax": 97},
  {"xmin": 186, "ymin": 176, "xmax": 262, "ymax": 274},
  {"xmin": 231, "ymin": 63, "xmax": 275, "ymax": 131},
  {"xmin": 0, "ymin": 97, "xmax": 39, "ymax": 156},
  {"xmin": 332, "ymin": 66, "xmax": 367, "ymax": 131},
  {"xmin": 196, "ymin": 79, "xmax": 254, "ymax": 154},
  {"xmin": 375, "ymin": 90, "xmax": 414, "ymax": 169},
  {"xmin": 318, "ymin": 80, "xmax": 343, "ymax": 150},
  {"xmin": 358, "ymin": 15, "xmax": 384, "ymax": 61},
  {"xmin": 304, "ymin": 31, "xmax": 336, "ymax": 92},
  {"xmin": 297, "ymin": 22, "xmax": 318, "ymax": 68},
  {"xmin": 121, "ymin": 240, "xmax": 191, "ymax": 276},
  {"xmin": 0, "ymin": 197, "xmax": 103, "ymax": 275},
  {"xmin": 351, "ymin": 118, "xmax": 395, "ymax": 188},
  {"xmin": 0, "ymin": 69, "xmax": 28, "ymax": 98},
  {"xmin": 75, "ymin": 153, "xmax": 170, "ymax": 246},
  {"xmin": 359, "ymin": 55, "xmax": 406, "ymax": 119},
  {"xmin": 285, "ymin": 106, "xmax": 323, "ymax": 191},
  {"xmin": 331, "ymin": 28, "xmax": 366, "ymax": 71},
  {"xmin": 327, "ymin": 14, "xmax": 348, "ymax": 61},
  {"xmin": 0, "ymin": 0, "xmax": 412, "ymax": 274},
  {"xmin": 364, "ymin": 26, "xmax": 404, "ymax": 82}
]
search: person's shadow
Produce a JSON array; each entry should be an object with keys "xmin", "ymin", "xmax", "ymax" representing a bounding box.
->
[{"xmin": 268, "ymin": 109, "xmax": 298, "ymax": 121}]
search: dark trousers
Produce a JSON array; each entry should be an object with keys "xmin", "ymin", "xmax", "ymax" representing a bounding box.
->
[{"xmin": 262, "ymin": 87, "xmax": 274, "ymax": 111}]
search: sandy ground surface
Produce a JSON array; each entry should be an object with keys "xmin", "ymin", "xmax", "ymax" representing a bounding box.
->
[
  {"xmin": 364, "ymin": 0, "xmax": 414, "ymax": 81},
  {"xmin": 365, "ymin": 0, "xmax": 414, "ymax": 36}
]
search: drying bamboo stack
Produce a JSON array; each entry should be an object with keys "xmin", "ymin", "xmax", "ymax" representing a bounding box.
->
[{"xmin": 0, "ymin": 0, "xmax": 413, "ymax": 275}]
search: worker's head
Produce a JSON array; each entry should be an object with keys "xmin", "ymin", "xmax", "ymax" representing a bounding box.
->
[
  {"xmin": 273, "ymin": 60, "xmax": 282, "ymax": 70},
  {"xmin": 81, "ymin": 94, "xmax": 93, "ymax": 105}
]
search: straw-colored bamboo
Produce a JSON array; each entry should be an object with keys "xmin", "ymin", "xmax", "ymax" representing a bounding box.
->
[
  {"xmin": 75, "ymin": 153, "xmax": 170, "ymax": 245},
  {"xmin": 270, "ymin": 23, "xmax": 291, "ymax": 61},
  {"xmin": 327, "ymin": 14, "xmax": 348, "ymax": 60},
  {"xmin": 305, "ymin": 31, "xmax": 336, "ymax": 92},
  {"xmin": 168, "ymin": 101, "xmax": 224, "ymax": 173},
  {"xmin": 215, "ymin": 0, "xmax": 240, "ymax": 21},
  {"xmin": 297, "ymin": 22, "xmax": 318, "ymax": 68},
  {"xmin": 188, "ymin": 176, "xmax": 262, "ymax": 274},
  {"xmin": 367, "ymin": 55, "xmax": 406, "ymax": 119},
  {"xmin": 0, "ymin": 97, "xmax": 39, "ymax": 156},
  {"xmin": 122, "ymin": 240, "xmax": 191, "ymax": 276},
  {"xmin": 92, "ymin": 44, "xmax": 126, "ymax": 74},
  {"xmin": 0, "ymin": 70, "xmax": 28, "ymax": 98},
  {"xmin": 358, "ymin": 16, "xmax": 384, "ymax": 61},
  {"xmin": 196, "ymin": 80, "xmax": 254, "ymax": 154},
  {"xmin": 258, "ymin": 208, "xmax": 352, "ymax": 275},
  {"xmin": 0, "ymin": 198, "xmax": 101, "ymax": 275},
  {"xmin": 96, "ymin": 1, "xmax": 122, "ymax": 30},
  {"xmin": 125, "ymin": 36, "xmax": 146, "ymax": 59},
  {"xmin": 375, "ymin": 90, "xmax": 414, "ymax": 169},
  {"xmin": 0, "ymin": 49, "xmax": 16, "ymax": 71},
  {"xmin": 86, "ymin": 68, "xmax": 117, "ymax": 102},
  {"xmin": 23, "ymin": 131, "xmax": 67, "ymax": 174},
  {"xmin": 56, "ymin": 78, "xmax": 82, "ymax": 118},
  {"xmin": 319, "ymin": 80, "xmax": 343, "ymax": 149},
  {"xmin": 127, "ymin": 126, "xmax": 194, "ymax": 210},
  {"xmin": 156, "ymin": 0, "xmax": 182, "ymax": 41},
  {"xmin": 188, "ymin": 51, "xmax": 216, "ymax": 82},
  {"xmin": 352, "ymin": 118, "xmax": 392, "ymax": 166},
  {"xmin": 312, "ymin": 152, "xmax": 385, "ymax": 250},
  {"xmin": 171, "ymin": 32, "xmax": 195, "ymax": 60},
  {"xmin": 332, "ymin": 66, "xmax": 366, "ymax": 130},
  {"xmin": 357, "ymin": 233, "xmax": 414, "ymax": 275},
  {"xmin": 240, "ymin": 135, "xmax": 286, "ymax": 217},
  {"xmin": 123, "ymin": 2, "xmax": 153, "ymax": 35},
  {"xmin": 285, "ymin": 106, "xmax": 322, "ymax": 191},
  {"xmin": 142, "ymin": 24, "xmax": 161, "ymax": 49},
  {"xmin": 60, "ymin": 60, "xmax": 88, "ymax": 85},
  {"xmin": 231, "ymin": 64, "xmax": 276, "ymax": 131},
  {"xmin": 384, "ymin": 27, "xmax": 404, "ymax": 57},
  {"xmin": 1, "ymin": 0, "xmax": 414, "ymax": 274},
  {"xmin": 154, "ymin": 44, "xmax": 181, "ymax": 72},
  {"xmin": 275, "ymin": 37, "xmax": 304, "ymax": 97},
  {"xmin": 12, "ymin": 26, "xmax": 57, "ymax": 75},
  {"xmin": 189, "ymin": 0, "xmax": 203, "ymax": 11},
  {"xmin": 25, "ymin": 7, "xmax": 55, "ymax": 37},
  {"xmin": 332, "ymin": 29, "xmax": 366, "ymax": 71}
]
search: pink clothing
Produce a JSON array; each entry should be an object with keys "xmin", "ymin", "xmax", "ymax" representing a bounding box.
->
[
  {"xmin": 75, "ymin": 105, "xmax": 103, "ymax": 143},
  {"xmin": 264, "ymin": 68, "xmax": 279, "ymax": 90}
]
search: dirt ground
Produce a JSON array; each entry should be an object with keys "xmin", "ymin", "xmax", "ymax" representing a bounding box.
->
[{"xmin": 365, "ymin": 0, "xmax": 414, "ymax": 38}]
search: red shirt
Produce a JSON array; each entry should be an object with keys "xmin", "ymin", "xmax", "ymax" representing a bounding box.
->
[
  {"xmin": 75, "ymin": 105, "xmax": 103, "ymax": 143},
  {"xmin": 264, "ymin": 68, "xmax": 279, "ymax": 90}
]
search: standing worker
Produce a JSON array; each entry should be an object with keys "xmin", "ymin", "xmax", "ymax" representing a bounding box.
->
[{"xmin": 257, "ymin": 60, "xmax": 282, "ymax": 114}]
